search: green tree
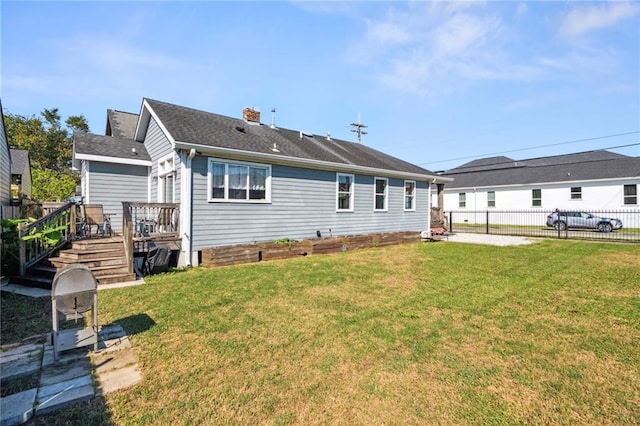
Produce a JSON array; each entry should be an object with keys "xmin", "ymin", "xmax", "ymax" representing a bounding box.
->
[{"xmin": 5, "ymin": 108, "xmax": 89, "ymax": 201}]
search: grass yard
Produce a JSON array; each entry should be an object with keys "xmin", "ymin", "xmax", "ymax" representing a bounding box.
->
[{"xmin": 3, "ymin": 239, "xmax": 640, "ymax": 424}]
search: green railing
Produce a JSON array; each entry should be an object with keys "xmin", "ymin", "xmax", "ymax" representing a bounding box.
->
[{"xmin": 18, "ymin": 201, "xmax": 78, "ymax": 275}]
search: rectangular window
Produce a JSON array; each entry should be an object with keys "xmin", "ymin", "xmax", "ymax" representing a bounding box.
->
[
  {"xmin": 624, "ymin": 184, "xmax": 637, "ymax": 205},
  {"xmin": 208, "ymin": 159, "xmax": 271, "ymax": 202},
  {"xmin": 158, "ymin": 154, "xmax": 175, "ymax": 203},
  {"xmin": 404, "ymin": 181, "xmax": 416, "ymax": 211},
  {"xmin": 570, "ymin": 187, "xmax": 582, "ymax": 200},
  {"xmin": 337, "ymin": 173, "xmax": 354, "ymax": 211},
  {"xmin": 487, "ymin": 191, "xmax": 495, "ymax": 207},
  {"xmin": 458, "ymin": 192, "xmax": 466, "ymax": 208},
  {"xmin": 374, "ymin": 177, "xmax": 388, "ymax": 211},
  {"xmin": 532, "ymin": 188, "xmax": 542, "ymax": 207}
]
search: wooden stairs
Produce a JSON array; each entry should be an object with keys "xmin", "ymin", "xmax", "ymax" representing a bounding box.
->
[{"xmin": 12, "ymin": 236, "xmax": 136, "ymax": 289}]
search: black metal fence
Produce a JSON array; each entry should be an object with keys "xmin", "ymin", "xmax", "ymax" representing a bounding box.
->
[{"xmin": 447, "ymin": 209, "xmax": 640, "ymax": 243}]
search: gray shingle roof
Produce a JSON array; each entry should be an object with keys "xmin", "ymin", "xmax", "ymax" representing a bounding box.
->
[
  {"xmin": 106, "ymin": 110, "xmax": 139, "ymax": 139},
  {"xmin": 144, "ymin": 98, "xmax": 435, "ymax": 177},
  {"xmin": 10, "ymin": 149, "xmax": 29, "ymax": 175},
  {"xmin": 443, "ymin": 151, "xmax": 640, "ymax": 189},
  {"xmin": 74, "ymin": 133, "xmax": 150, "ymax": 162}
]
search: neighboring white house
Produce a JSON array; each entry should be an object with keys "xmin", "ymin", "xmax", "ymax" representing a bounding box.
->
[{"xmin": 440, "ymin": 150, "xmax": 639, "ymax": 225}]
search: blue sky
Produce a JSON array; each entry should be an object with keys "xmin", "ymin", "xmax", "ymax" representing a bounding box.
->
[{"xmin": 2, "ymin": 1, "xmax": 638, "ymax": 171}]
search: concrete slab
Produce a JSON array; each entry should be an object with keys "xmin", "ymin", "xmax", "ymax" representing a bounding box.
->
[
  {"xmin": 0, "ymin": 388, "xmax": 37, "ymax": 426},
  {"xmin": 0, "ymin": 345, "xmax": 42, "ymax": 382},
  {"xmin": 40, "ymin": 356, "xmax": 91, "ymax": 387},
  {"xmin": 94, "ymin": 348, "xmax": 138, "ymax": 374},
  {"xmin": 0, "ymin": 284, "xmax": 49, "ymax": 298},
  {"xmin": 98, "ymin": 324, "xmax": 126, "ymax": 341},
  {"xmin": 95, "ymin": 365, "xmax": 142, "ymax": 395},
  {"xmin": 97, "ymin": 279, "xmax": 145, "ymax": 290},
  {"xmin": 100, "ymin": 336, "xmax": 132, "ymax": 353},
  {"xmin": 36, "ymin": 375, "xmax": 94, "ymax": 415}
]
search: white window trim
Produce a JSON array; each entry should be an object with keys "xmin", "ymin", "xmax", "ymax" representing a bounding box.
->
[
  {"xmin": 336, "ymin": 173, "xmax": 355, "ymax": 212},
  {"xmin": 458, "ymin": 192, "xmax": 467, "ymax": 209},
  {"xmin": 207, "ymin": 157, "xmax": 271, "ymax": 203},
  {"xmin": 404, "ymin": 180, "xmax": 416, "ymax": 211},
  {"xmin": 570, "ymin": 186, "xmax": 582, "ymax": 201},
  {"xmin": 158, "ymin": 153, "xmax": 175, "ymax": 203},
  {"xmin": 374, "ymin": 177, "xmax": 388, "ymax": 212}
]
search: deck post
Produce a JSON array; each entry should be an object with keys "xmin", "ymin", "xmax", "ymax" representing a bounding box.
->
[{"xmin": 18, "ymin": 222, "xmax": 26, "ymax": 276}]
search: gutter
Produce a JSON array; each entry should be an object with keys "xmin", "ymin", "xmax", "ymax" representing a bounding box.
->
[{"xmin": 174, "ymin": 141, "xmax": 453, "ymax": 183}]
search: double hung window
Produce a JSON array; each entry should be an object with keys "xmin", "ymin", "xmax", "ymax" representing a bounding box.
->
[
  {"xmin": 570, "ymin": 187, "xmax": 582, "ymax": 200},
  {"xmin": 337, "ymin": 173, "xmax": 354, "ymax": 211},
  {"xmin": 532, "ymin": 189, "xmax": 542, "ymax": 207},
  {"xmin": 487, "ymin": 191, "xmax": 495, "ymax": 207},
  {"xmin": 208, "ymin": 159, "xmax": 270, "ymax": 202},
  {"xmin": 374, "ymin": 177, "xmax": 388, "ymax": 211},
  {"xmin": 624, "ymin": 184, "xmax": 637, "ymax": 205},
  {"xmin": 458, "ymin": 192, "xmax": 466, "ymax": 208},
  {"xmin": 404, "ymin": 180, "xmax": 416, "ymax": 211}
]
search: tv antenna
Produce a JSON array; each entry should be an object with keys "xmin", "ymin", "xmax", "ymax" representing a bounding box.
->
[{"xmin": 349, "ymin": 112, "xmax": 368, "ymax": 143}]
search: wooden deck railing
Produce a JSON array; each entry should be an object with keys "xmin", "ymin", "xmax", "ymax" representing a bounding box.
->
[
  {"xmin": 122, "ymin": 202, "xmax": 180, "ymax": 269},
  {"xmin": 18, "ymin": 201, "xmax": 78, "ymax": 275}
]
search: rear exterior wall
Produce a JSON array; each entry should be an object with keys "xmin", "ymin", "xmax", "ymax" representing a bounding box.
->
[
  {"xmin": 85, "ymin": 162, "xmax": 149, "ymax": 233},
  {"xmin": 190, "ymin": 156, "xmax": 429, "ymax": 250}
]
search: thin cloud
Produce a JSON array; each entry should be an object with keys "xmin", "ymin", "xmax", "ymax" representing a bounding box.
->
[{"xmin": 560, "ymin": 2, "xmax": 639, "ymax": 36}]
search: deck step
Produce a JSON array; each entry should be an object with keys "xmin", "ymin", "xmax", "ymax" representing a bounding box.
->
[{"xmin": 16, "ymin": 235, "xmax": 135, "ymax": 288}]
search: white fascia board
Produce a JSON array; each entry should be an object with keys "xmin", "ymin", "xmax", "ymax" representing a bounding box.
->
[
  {"xmin": 134, "ymin": 99, "xmax": 176, "ymax": 147},
  {"xmin": 75, "ymin": 153, "xmax": 152, "ymax": 167},
  {"xmin": 174, "ymin": 141, "xmax": 451, "ymax": 182},
  {"xmin": 445, "ymin": 177, "xmax": 638, "ymax": 191}
]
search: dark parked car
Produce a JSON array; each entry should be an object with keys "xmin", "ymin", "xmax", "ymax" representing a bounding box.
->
[{"xmin": 546, "ymin": 211, "xmax": 623, "ymax": 233}]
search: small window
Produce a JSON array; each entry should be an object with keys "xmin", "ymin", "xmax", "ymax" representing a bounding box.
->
[
  {"xmin": 570, "ymin": 187, "xmax": 582, "ymax": 200},
  {"xmin": 374, "ymin": 177, "xmax": 388, "ymax": 211},
  {"xmin": 404, "ymin": 180, "xmax": 416, "ymax": 211},
  {"xmin": 208, "ymin": 158, "xmax": 271, "ymax": 202},
  {"xmin": 532, "ymin": 189, "xmax": 542, "ymax": 207},
  {"xmin": 337, "ymin": 173, "xmax": 355, "ymax": 211},
  {"xmin": 458, "ymin": 192, "xmax": 466, "ymax": 208},
  {"xmin": 487, "ymin": 191, "xmax": 495, "ymax": 207},
  {"xmin": 624, "ymin": 184, "xmax": 637, "ymax": 205}
]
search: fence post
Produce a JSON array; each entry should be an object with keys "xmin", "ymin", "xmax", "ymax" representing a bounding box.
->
[
  {"xmin": 449, "ymin": 211, "xmax": 453, "ymax": 233},
  {"xmin": 486, "ymin": 211, "xmax": 489, "ymax": 234},
  {"xmin": 18, "ymin": 222, "xmax": 26, "ymax": 276}
]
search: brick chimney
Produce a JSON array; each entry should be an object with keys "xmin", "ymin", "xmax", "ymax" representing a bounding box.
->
[{"xmin": 242, "ymin": 107, "xmax": 260, "ymax": 124}]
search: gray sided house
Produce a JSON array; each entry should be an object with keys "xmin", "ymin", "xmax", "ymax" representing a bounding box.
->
[
  {"xmin": 1, "ymin": 101, "xmax": 11, "ymax": 217},
  {"xmin": 74, "ymin": 98, "xmax": 451, "ymax": 267},
  {"xmin": 10, "ymin": 149, "xmax": 32, "ymax": 203}
]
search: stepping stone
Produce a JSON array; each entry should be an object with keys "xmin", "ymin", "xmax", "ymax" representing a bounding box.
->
[
  {"xmin": 36, "ymin": 375, "xmax": 94, "ymax": 416},
  {"xmin": 95, "ymin": 364, "xmax": 142, "ymax": 395},
  {"xmin": 0, "ymin": 345, "xmax": 42, "ymax": 381},
  {"xmin": 0, "ymin": 388, "xmax": 37, "ymax": 426}
]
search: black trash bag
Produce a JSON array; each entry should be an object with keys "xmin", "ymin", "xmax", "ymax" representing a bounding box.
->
[{"xmin": 143, "ymin": 247, "xmax": 172, "ymax": 275}]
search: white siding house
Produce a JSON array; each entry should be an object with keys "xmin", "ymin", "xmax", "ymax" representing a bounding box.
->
[{"xmin": 441, "ymin": 151, "xmax": 639, "ymax": 227}]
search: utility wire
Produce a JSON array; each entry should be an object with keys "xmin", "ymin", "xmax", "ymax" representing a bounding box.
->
[{"xmin": 418, "ymin": 131, "xmax": 639, "ymax": 166}]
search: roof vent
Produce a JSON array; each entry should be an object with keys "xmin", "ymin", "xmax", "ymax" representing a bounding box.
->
[
  {"xmin": 326, "ymin": 131, "xmax": 332, "ymax": 141},
  {"xmin": 300, "ymin": 130, "xmax": 313, "ymax": 139},
  {"xmin": 242, "ymin": 107, "xmax": 260, "ymax": 124},
  {"xmin": 235, "ymin": 126, "xmax": 245, "ymax": 133}
]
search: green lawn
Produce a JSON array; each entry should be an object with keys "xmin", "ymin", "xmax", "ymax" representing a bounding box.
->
[{"xmin": 5, "ymin": 239, "xmax": 640, "ymax": 424}]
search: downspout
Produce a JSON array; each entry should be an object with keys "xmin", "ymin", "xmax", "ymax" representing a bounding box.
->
[{"xmin": 180, "ymin": 148, "xmax": 196, "ymax": 267}]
